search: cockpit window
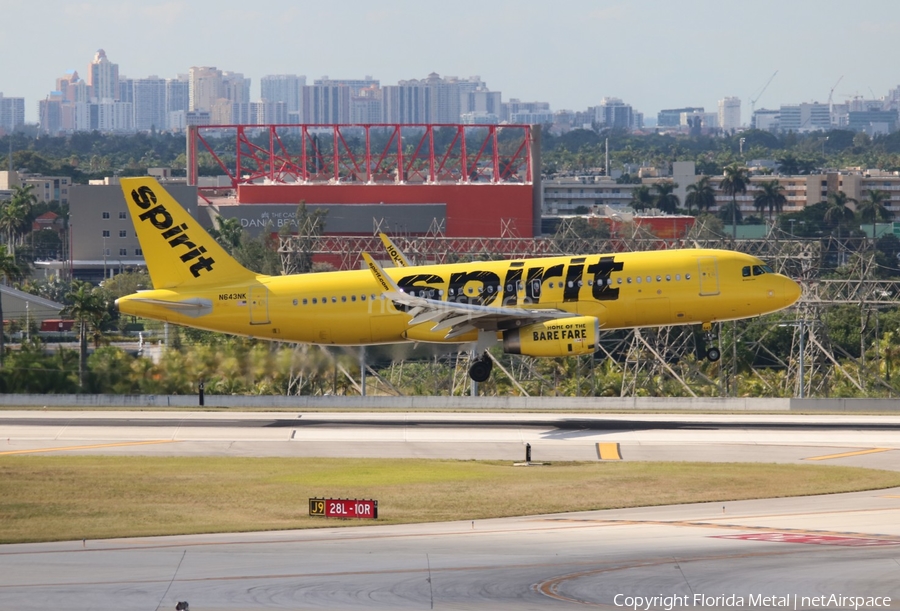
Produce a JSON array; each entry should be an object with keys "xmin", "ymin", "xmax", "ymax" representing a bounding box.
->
[
  {"xmin": 742, "ymin": 266, "xmax": 751, "ymax": 277},
  {"xmin": 753, "ymin": 265, "xmax": 773, "ymax": 275}
]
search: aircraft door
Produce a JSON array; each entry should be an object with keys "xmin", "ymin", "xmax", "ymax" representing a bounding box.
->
[
  {"xmin": 249, "ymin": 286, "xmax": 270, "ymax": 325},
  {"xmin": 697, "ymin": 257, "xmax": 720, "ymax": 296}
]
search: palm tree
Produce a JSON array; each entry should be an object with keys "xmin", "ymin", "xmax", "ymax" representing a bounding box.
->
[
  {"xmin": 824, "ymin": 190, "xmax": 857, "ymax": 227},
  {"xmin": 684, "ymin": 176, "xmax": 716, "ymax": 215},
  {"xmin": 629, "ymin": 185, "xmax": 654, "ymax": 212},
  {"xmin": 0, "ymin": 245, "xmax": 22, "ymax": 368},
  {"xmin": 824, "ymin": 190, "xmax": 857, "ymax": 264},
  {"xmin": 857, "ymin": 189, "xmax": 893, "ymax": 244},
  {"xmin": 753, "ymin": 180, "xmax": 787, "ymax": 222},
  {"xmin": 653, "ymin": 182, "xmax": 680, "ymax": 214},
  {"xmin": 721, "ymin": 164, "xmax": 750, "ymax": 238},
  {"xmin": 2, "ymin": 184, "xmax": 37, "ymax": 253},
  {"xmin": 62, "ymin": 281, "xmax": 107, "ymax": 388}
]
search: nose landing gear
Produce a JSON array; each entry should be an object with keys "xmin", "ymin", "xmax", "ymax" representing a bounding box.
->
[{"xmin": 697, "ymin": 322, "xmax": 721, "ymax": 362}]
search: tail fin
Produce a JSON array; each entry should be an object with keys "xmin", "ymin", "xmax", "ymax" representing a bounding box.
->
[{"xmin": 120, "ymin": 177, "xmax": 256, "ymax": 289}]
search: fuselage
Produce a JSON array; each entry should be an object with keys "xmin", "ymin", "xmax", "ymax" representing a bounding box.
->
[{"xmin": 116, "ymin": 248, "xmax": 801, "ymax": 346}]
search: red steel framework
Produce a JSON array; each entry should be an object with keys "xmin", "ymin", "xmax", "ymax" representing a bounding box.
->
[{"xmin": 188, "ymin": 123, "xmax": 534, "ymax": 201}]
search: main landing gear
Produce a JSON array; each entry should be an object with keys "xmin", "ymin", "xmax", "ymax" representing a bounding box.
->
[
  {"xmin": 468, "ymin": 352, "xmax": 493, "ymax": 382},
  {"xmin": 697, "ymin": 322, "xmax": 721, "ymax": 362}
]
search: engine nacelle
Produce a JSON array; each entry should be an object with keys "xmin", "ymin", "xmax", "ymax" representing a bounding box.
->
[{"xmin": 502, "ymin": 316, "xmax": 599, "ymax": 357}]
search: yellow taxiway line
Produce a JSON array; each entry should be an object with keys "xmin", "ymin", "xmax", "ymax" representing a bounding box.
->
[
  {"xmin": 0, "ymin": 440, "xmax": 178, "ymax": 456},
  {"xmin": 804, "ymin": 448, "xmax": 892, "ymax": 461}
]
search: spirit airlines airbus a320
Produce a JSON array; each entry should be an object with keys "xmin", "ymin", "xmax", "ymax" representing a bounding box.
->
[{"xmin": 115, "ymin": 177, "xmax": 801, "ymax": 382}]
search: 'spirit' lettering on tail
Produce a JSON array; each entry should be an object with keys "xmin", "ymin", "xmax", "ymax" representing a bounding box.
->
[{"xmin": 130, "ymin": 186, "xmax": 216, "ymax": 278}]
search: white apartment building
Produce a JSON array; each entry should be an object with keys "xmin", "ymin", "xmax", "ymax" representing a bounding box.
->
[{"xmin": 718, "ymin": 97, "xmax": 741, "ymax": 131}]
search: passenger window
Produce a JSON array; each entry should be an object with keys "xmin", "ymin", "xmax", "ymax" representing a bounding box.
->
[
  {"xmin": 617, "ymin": 277, "xmax": 622, "ymax": 284},
  {"xmin": 293, "ymin": 299, "xmax": 299, "ymax": 306},
  {"xmin": 656, "ymin": 276, "xmax": 662, "ymax": 282},
  {"xmin": 636, "ymin": 277, "xmax": 642, "ymax": 284},
  {"xmin": 742, "ymin": 266, "xmax": 751, "ymax": 277},
  {"xmin": 686, "ymin": 273, "xmax": 691, "ymax": 280},
  {"xmin": 666, "ymin": 275, "xmax": 671, "ymax": 281},
  {"xmin": 646, "ymin": 276, "xmax": 652, "ymax": 283},
  {"xmin": 301, "ymin": 298, "xmax": 307, "ymax": 305},
  {"xmin": 341, "ymin": 296, "xmax": 347, "ymax": 302},
  {"xmin": 351, "ymin": 295, "xmax": 356, "ymax": 302},
  {"xmin": 361, "ymin": 295, "xmax": 366, "ymax": 301},
  {"xmin": 676, "ymin": 274, "xmax": 681, "ymax": 281},
  {"xmin": 312, "ymin": 298, "xmax": 317, "ymax": 304},
  {"xmin": 627, "ymin": 277, "xmax": 632, "ymax": 284},
  {"xmin": 331, "ymin": 297, "xmax": 337, "ymax": 303}
]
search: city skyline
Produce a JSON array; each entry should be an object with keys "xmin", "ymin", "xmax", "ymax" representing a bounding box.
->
[{"xmin": 2, "ymin": 0, "xmax": 898, "ymax": 125}]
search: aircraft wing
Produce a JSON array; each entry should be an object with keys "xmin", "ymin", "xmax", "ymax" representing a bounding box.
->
[{"xmin": 362, "ymin": 253, "xmax": 576, "ymax": 339}]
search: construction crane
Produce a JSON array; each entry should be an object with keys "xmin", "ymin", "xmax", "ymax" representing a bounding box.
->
[
  {"xmin": 827, "ymin": 75, "xmax": 843, "ymax": 112},
  {"xmin": 749, "ymin": 70, "xmax": 778, "ymax": 119}
]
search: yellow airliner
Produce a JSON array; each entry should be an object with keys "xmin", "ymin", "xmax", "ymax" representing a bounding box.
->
[{"xmin": 116, "ymin": 177, "xmax": 801, "ymax": 382}]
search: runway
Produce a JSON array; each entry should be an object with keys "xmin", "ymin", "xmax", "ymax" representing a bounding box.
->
[
  {"xmin": 1, "ymin": 411, "xmax": 899, "ymax": 470},
  {"xmin": 1, "ymin": 410, "xmax": 900, "ymax": 610}
]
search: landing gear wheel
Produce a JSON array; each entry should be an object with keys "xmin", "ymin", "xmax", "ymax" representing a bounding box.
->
[
  {"xmin": 706, "ymin": 347, "xmax": 721, "ymax": 362},
  {"xmin": 468, "ymin": 354, "xmax": 493, "ymax": 382}
]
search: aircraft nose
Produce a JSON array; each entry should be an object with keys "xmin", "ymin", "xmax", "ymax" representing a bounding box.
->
[{"xmin": 783, "ymin": 276, "xmax": 802, "ymax": 306}]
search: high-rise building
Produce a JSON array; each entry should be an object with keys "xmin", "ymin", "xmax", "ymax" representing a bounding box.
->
[
  {"xmin": 779, "ymin": 103, "xmax": 830, "ymax": 132},
  {"xmin": 89, "ymin": 49, "xmax": 119, "ymax": 102},
  {"xmin": 595, "ymin": 97, "xmax": 633, "ymax": 129},
  {"xmin": 0, "ymin": 94, "xmax": 25, "ymax": 133},
  {"xmin": 718, "ymin": 97, "xmax": 741, "ymax": 131},
  {"xmin": 261, "ymin": 74, "xmax": 307, "ymax": 115},
  {"xmin": 300, "ymin": 85, "xmax": 351, "ymax": 123},
  {"xmin": 658, "ymin": 107, "xmax": 704, "ymax": 128},
  {"xmin": 189, "ymin": 67, "xmax": 224, "ymax": 112},
  {"xmin": 502, "ymin": 99, "xmax": 551, "ymax": 122},
  {"xmin": 352, "ymin": 86, "xmax": 382, "ymax": 124},
  {"xmin": 133, "ymin": 76, "xmax": 167, "ymax": 131},
  {"xmin": 222, "ymin": 72, "xmax": 251, "ymax": 105},
  {"xmin": 313, "ymin": 76, "xmax": 378, "ymax": 96},
  {"xmin": 382, "ymin": 81, "xmax": 428, "ymax": 124},
  {"xmin": 166, "ymin": 76, "xmax": 190, "ymax": 130}
]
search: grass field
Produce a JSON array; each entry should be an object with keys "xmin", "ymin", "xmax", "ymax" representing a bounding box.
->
[{"xmin": 2, "ymin": 456, "xmax": 899, "ymax": 544}]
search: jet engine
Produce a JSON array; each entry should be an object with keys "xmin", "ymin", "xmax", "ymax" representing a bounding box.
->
[{"xmin": 502, "ymin": 316, "xmax": 599, "ymax": 357}]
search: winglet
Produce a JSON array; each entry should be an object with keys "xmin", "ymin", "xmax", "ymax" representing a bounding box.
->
[
  {"xmin": 379, "ymin": 233, "xmax": 411, "ymax": 267},
  {"xmin": 362, "ymin": 252, "xmax": 400, "ymax": 293}
]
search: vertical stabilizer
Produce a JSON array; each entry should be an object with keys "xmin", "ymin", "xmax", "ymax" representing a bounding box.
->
[{"xmin": 120, "ymin": 177, "xmax": 256, "ymax": 289}]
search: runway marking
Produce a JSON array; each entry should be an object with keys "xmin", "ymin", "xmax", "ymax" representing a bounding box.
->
[
  {"xmin": 714, "ymin": 532, "xmax": 900, "ymax": 546},
  {"xmin": 0, "ymin": 440, "xmax": 178, "ymax": 456},
  {"xmin": 596, "ymin": 443, "xmax": 621, "ymax": 460},
  {"xmin": 804, "ymin": 448, "xmax": 892, "ymax": 461},
  {"xmin": 542, "ymin": 517, "xmax": 900, "ymax": 542},
  {"xmin": 534, "ymin": 547, "xmax": 814, "ymax": 607}
]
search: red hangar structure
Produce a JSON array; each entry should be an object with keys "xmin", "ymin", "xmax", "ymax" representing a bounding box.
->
[{"xmin": 186, "ymin": 123, "xmax": 542, "ymax": 240}]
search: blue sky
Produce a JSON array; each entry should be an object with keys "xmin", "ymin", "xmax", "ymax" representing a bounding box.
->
[{"xmin": 3, "ymin": 0, "xmax": 897, "ymax": 124}]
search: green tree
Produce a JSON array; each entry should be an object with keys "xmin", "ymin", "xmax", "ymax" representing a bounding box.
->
[
  {"xmin": 0, "ymin": 245, "xmax": 22, "ymax": 367},
  {"xmin": 824, "ymin": 190, "xmax": 857, "ymax": 234},
  {"xmin": 856, "ymin": 189, "xmax": 893, "ymax": 243},
  {"xmin": 653, "ymin": 182, "xmax": 680, "ymax": 214},
  {"xmin": 208, "ymin": 216, "xmax": 243, "ymax": 255},
  {"xmin": 62, "ymin": 281, "xmax": 108, "ymax": 388},
  {"xmin": 629, "ymin": 185, "xmax": 654, "ymax": 212},
  {"xmin": 721, "ymin": 164, "xmax": 750, "ymax": 237},
  {"xmin": 752, "ymin": 180, "xmax": 787, "ymax": 221},
  {"xmin": 0, "ymin": 184, "xmax": 37, "ymax": 254},
  {"xmin": 684, "ymin": 176, "xmax": 716, "ymax": 214}
]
